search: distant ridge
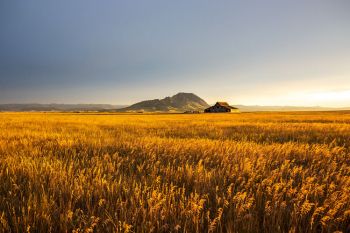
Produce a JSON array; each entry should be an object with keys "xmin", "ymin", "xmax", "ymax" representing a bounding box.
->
[
  {"xmin": 117, "ymin": 93, "xmax": 210, "ymax": 112},
  {"xmin": 0, "ymin": 104, "xmax": 126, "ymax": 112},
  {"xmin": 1, "ymin": 102, "xmax": 349, "ymax": 112}
]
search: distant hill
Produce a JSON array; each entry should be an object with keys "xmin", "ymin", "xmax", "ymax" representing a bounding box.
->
[
  {"xmin": 117, "ymin": 93, "xmax": 210, "ymax": 112},
  {"xmin": 1, "ymin": 101, "xmax": 349, "ymax": 113},
  {"xmin": 0, "ymin": 104, "xmax": 126, "ymax": 112}
]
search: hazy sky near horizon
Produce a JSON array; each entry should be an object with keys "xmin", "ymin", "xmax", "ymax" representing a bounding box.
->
[{"xmin": 1, "ymin": 1, "xmax": 350, "ymax": 106}]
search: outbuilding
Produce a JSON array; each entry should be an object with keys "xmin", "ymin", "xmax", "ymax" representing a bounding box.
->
[{"xmin": 204, "ymin": 102, "xmax": 239, "ymax": 113}]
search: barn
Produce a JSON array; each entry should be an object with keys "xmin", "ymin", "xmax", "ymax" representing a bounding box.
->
[{"xmin": 204, "ymin": 102, "xmax": 239, "ymax": 113}]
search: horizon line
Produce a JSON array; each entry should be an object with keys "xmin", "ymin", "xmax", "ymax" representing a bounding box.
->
[{"xmin": 1, "ymin": 102, "xmax": 350, "ymax": 109}]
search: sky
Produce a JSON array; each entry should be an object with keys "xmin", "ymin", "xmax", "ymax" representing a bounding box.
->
[{"xmin": 1, "ymin": 0, "xmax": 350, "ymax": 107}]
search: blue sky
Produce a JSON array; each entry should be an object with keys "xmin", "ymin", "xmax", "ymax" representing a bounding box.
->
[{"xmin": 1, "ymin": 0, "xmax": 350, "ymax": 106}]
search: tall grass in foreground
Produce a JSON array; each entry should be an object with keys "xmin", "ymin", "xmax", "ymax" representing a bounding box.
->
[{"xmin": 0, "ymin": 112, "xmax": 350, "ymax": 232}]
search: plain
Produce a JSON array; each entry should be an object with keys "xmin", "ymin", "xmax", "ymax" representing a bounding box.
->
[{"xmin": 0, "ymin": 112, "xmax": 349, "ymax": 233}]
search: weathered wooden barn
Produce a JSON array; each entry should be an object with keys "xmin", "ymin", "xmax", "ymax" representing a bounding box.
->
[{"xmin": 204, "ymin": 102, "xmax": 238, "ymax": 113}]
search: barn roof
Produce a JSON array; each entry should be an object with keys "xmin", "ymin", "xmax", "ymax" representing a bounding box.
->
[
  {"xmin": 216, "ymin": 102, "xmax": 229, "ymax": 106},
  {"xmin": 214, "ymin": 102, "xmax": 238, "ymax": 109},
  {"xmin": 205, "ymin": 102, "xmax": 238, "ymax": 110}
]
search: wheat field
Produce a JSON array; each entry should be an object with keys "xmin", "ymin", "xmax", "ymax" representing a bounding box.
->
[{"xmin": 0, "ymin": 112, "xmax": 349, "ymax": 233}]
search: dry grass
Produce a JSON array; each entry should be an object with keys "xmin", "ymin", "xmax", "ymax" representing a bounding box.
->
[{"xmin": 0, "ymin": 112, "xmax": 350, "ymax": 233}]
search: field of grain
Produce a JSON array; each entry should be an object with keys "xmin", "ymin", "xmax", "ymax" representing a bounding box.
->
[{"xmin": 0, "ymin": 112, "xmax": 350, "ymax": 233}]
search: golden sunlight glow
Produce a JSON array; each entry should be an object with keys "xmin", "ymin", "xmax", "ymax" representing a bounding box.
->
[
  {"xmin": 308, "ymin": 90, "xmax": 350, "ymax": 101},
  {"xmin": 232, "ymin": 89, "xmax": 350, "ymax": 107}
]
